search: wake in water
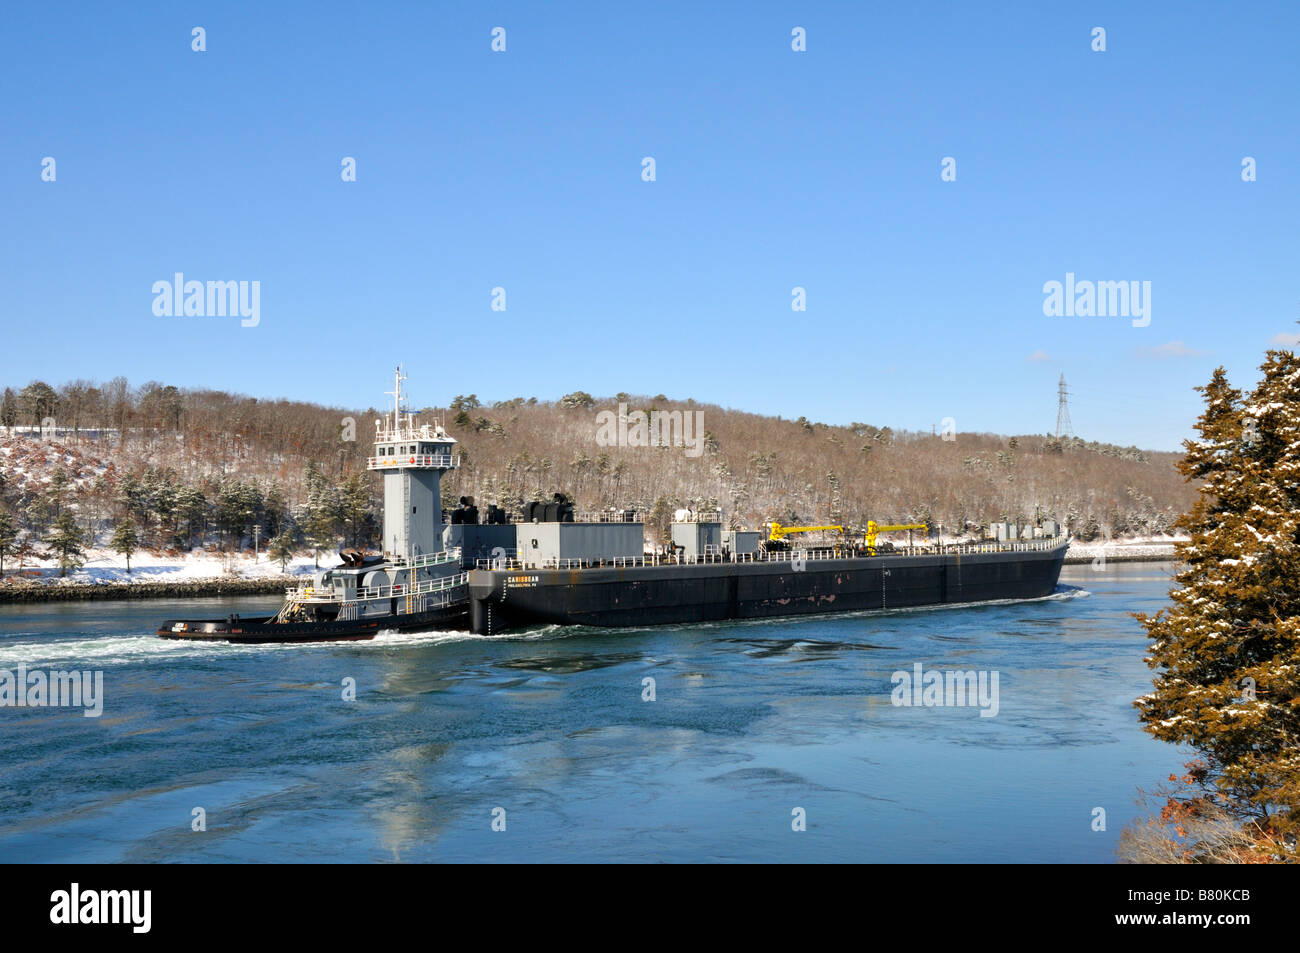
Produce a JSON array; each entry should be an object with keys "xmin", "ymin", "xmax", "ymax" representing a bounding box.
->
[{"xmin": 0, "ymin": 621, "xmax": 577, "ymax": 667}]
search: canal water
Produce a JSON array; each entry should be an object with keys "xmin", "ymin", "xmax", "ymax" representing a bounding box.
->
[{"xmin": 0, "ymin": 563, "xmax": 1186, "ymax": 862}]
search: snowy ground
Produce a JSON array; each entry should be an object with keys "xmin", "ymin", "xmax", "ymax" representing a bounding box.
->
[
  {"xmin": 2, "ymin": 547, "xmax": 320, "ymax": 586},
  {"xmin": 1065, "ymin": 536, "xmax": 1185, "ymax": 561}
]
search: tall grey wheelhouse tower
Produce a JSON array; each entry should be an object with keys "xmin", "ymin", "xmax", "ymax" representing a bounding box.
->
[{"xmin": 367, "ymin": 366, "xmax": 458, "ymax": 561}]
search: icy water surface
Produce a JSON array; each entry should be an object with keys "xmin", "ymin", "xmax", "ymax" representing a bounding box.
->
[{"xmin": 0, "ymin": 563, "xmax": 1186, "ymax": 862}]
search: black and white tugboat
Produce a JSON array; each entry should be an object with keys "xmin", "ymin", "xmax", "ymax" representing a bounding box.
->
[{"xmin": 158, "ymin": 368, "xmax": 471, "ymax": 642}]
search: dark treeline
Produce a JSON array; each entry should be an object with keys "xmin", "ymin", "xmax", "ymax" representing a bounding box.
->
[{"xmin": 0, "ymin": 378, "xmax": 375, "ymax": 478}]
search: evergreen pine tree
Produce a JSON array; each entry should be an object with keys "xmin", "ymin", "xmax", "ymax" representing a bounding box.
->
[
  {"xmin": 1137, "ymin": 357, "xmax": 1300, "ymax": 854},
  {"xmin": 264, "ymin": 482, "xmax": 288, "ymax": 538},
  {"xmin": 111, "ymin": 517, "xmax": 139, "ymax": 573},
  {"xmin": 47, "ymin": 511, "xmax": 86, "ymax": 577},
  {"xmin": 0, "ymin": 509, "xmax": 16, "ymax": 577},
  {"xmin": 647, "ymin": 496, "xmax": 672, "ymax": 545},
  {"xmin": 338, "ymin": 474, "xmax": 372, "ymax": 548},
  {"xmin": 25, "ymin": 495, "xmax": 53, "ymax": 536},
  {"xmin": 48, "ymin": 468, "xmax": 70, "ymax": 517},
  {"xmin": 0, "ymin": 387, "xmax": 17, "ymax": 430},
  {"xmin": 268, "ymin": 531, "xmax": 295, "ymax": 572},
  {"xmin": 302, "ymin": 465, "xmax": 340, "ymax": 567},
  {"xmin": 176, "ymin": 485, "xmax": 207, "ymax": 549}
]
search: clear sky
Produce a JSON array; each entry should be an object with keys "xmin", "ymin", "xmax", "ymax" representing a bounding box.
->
[{"xmin": 3, "ymin": 1, "xmax": 1297, "ymax": 450}]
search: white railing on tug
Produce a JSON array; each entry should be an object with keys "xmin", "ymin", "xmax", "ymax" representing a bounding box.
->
[
  {"xmin": 288, "ymin": 571, "xmax": 469, "ymax": 604},
  {"xmin": 473, "ymin": 537, "xmax": 1066, "ymax": 572},
  {"xmin": 367, "ymin": 452, "xmax": 458, "ymax": 470},
  {"xmin": 386, "ymin": 549, "xmax": 461, "ymax": 570}
]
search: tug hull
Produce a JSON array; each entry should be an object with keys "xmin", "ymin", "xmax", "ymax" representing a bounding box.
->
[
  {"xmin": 467, "ymin": 542, "xmax": 1068, "ymax": 634},
  {"xmin": 157, "ymin": 603, "xmax": 470, "ymax": 643}
]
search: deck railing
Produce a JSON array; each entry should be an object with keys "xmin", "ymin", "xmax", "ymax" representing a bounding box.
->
[
  {"xmin": 366, "ymin": 452, "xmax": 458, "ymax": 470},
  {"xmin": 573, "ymin": 510, "xmax": 640, "ymax": 523},
  {"xmin": 473, "ymin": 549, "xmax": 519, "ymax": 569},
  {"xmin": 288, "ymin": 571, "xmax": 469, "ymax": 604},
  {"xmin": 474, "ymin": 537, "xmax": 1067, "ymax": 572},
  {"xmin": 386, "ymin": 549, "xmax": 461, "ymax": 570},
  {"xmin": 672, "ymin": 511, "xmax": 722, "ymax": 523}
]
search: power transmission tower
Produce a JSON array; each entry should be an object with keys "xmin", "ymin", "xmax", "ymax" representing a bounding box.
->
[{"xmin": 1055, "ymin": 373, "xmax": 1073, "ymax": 438}]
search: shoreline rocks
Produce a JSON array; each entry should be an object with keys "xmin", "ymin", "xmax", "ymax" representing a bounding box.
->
[
  {"xmin": 0, "ymin": 576, "xmax": 295, "ymax": 603},
  {"xmin": 1062, "ymin": 541, "xmax": 1180, "ymax": 565}
]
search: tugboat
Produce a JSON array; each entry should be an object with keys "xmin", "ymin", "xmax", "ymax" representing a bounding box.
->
[{"xmin": 157, "ymin": 368, "xmax": 471, "ymax": 642}]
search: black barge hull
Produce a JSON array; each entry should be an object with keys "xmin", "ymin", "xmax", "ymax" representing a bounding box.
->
[
  {"xmin": 467, "ymin": 543, "xmax": 1068, "ymax": 634},
  {"xmin": 157, "ymin": 603, "xmax": 470, "ymax": 643}
]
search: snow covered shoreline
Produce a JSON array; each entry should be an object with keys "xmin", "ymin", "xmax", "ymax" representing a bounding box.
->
[
  {"xmin": 1062, "ymin": 539, "xmax": 1182, "ymax": 564},
  {"xmin": 0, "ymin": 576, "xmax": 298, "ymax": 603},
  {"xmin": 0, "ymin": 548, "xmax": 319, "ymax": 602},
  {"xmin": 4, "ymin": 546, "xmax": 318, "ymax": 582}
]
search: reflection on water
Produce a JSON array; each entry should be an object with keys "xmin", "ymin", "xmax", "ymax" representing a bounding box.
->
[
  {"xmin": 0, "ymin": 564, "xmax": 1186, "ymax": 862},
  {"xmin": 717, "ymin": 637, "xmax": 890, "ymax": 658}
]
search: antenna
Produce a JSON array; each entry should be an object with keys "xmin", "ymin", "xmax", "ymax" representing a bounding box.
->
[
  {"xmin": 1055, "ymin": 373, "xmax": 1073, "ymax": 438},
  {"xmin": 386, "ymin": 364, "xmax": 408, "ymax": 433}
]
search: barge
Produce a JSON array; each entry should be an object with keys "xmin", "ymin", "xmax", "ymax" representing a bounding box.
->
[
  {"xmin": 158, "ymin": 369, "xmax": 1069, "ymax": 643},
  {"xmin": 465, "ymin": 538, "xmax": 1068, "ymax": 634}
]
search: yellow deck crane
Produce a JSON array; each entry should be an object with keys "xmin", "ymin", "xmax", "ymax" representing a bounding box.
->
[
  {"xmin": 764, "ymin": 522, "xmax": 848, "ymax": 557},
  {"xmin": 766, "ymin": 521, "xmax": 845, "ymax": 541},
  {"xmin": 764, "ymin": 520, "xmax": 931, "ymax": 556},
  {"xmin": 864, "ymin": 520, "xmax": 929, "ymax": 554}
]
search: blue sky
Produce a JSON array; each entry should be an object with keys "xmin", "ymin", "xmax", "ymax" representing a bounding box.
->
[{"xmin": 3, "ymin": 1, "xmax": 1297, "ymax": 450}]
